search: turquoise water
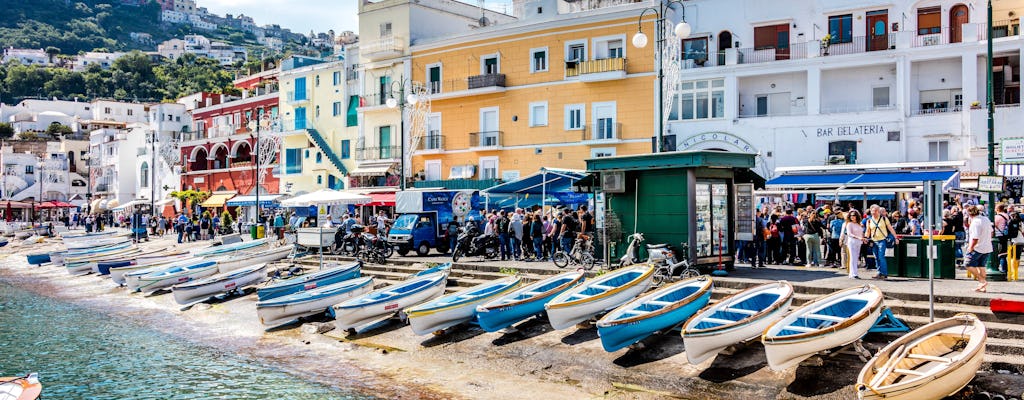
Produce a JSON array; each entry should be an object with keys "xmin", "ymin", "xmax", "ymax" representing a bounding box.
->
[{"xmin": 0, "ymin": 280, "xmax": 369, "ymax": 400}]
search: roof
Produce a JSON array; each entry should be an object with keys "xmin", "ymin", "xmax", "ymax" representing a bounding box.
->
[
  {"xmin": 586, "ymin": 150, "xmax": 756, "ymax": 172},
  {"xmin": 484, "ymin": 168, "xmax": 586, "ymax": 195}
]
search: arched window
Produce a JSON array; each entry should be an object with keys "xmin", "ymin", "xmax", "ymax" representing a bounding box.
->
[
  {"xmin": 316, "ymin": 152, "xmax": 322, "ymax": 163},
  {"xmin": 140, "ymin": 162, "xmax": 149, "ymax": 188}
]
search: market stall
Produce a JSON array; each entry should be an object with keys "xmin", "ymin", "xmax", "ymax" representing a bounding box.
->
[{"xmin": 281, "ymin": 189, "xmax": 372, "ymax": 252}]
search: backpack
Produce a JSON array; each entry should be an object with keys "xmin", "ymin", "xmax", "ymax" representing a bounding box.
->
[
  {"xmin": 447, "ymin": 222, "xmax": 459, "ymax": 236},
  {"xmin": 769, "ymin": 223, "xmax": 780, "ymax": 238},
  {"xmin": 1008, "ymin": 212, "xmax": 1021, "ymax": 239},
  {"xmin": 996, "ymin": 213, "xmax": 1011, "ymax": 238}
]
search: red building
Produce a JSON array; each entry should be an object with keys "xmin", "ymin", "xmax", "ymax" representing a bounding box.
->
[{"xmin": 180, "ymin": 92, "xmax": 280, "ymax": 199}]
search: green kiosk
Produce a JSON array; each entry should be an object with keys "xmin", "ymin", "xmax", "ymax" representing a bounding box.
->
[{"xmin": 580, "ymin": 150, "xmax": 762, "ymax": 271}]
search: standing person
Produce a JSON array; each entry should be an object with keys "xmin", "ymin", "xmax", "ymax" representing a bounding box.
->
[
  {"xmin": 445, "ymin": 218, "xmax": 460, "ymax": 255},
  {"xmin": 827, "ymin": 210, "xmax": 845, "ymax": 267},
  {"xmin": 176, "ymin": 213, "xmax": 187, "ymax": 243},
  {"xmin": 510, "ymin": 211, "xmax": 524, "ymax": 261},
  {"xmin": 274, "ymin": 212, "xmax": 286, "ymax": 241},
  {"xmin": 752, "ymin": 210, "xmax": 767, "ymax": 268},
  {"xmin": 778, "ymin": 210, "xmax": 799, "ymax": 265},
  {"xmin": 993, "ymin": 203, "xmax": 1011, "ymax": 272},
  {"xmin": 496, "ymin": 210, "xmax": 511, "ymax": 261},
  {"xmin": 531, "ymin": 213, "xmax": 545, "ymax": 262},
  {"xmin": 766, "ymin": 215, "xmax": 781, "ymax": 264},
  {"xmin": 866, "ymin": 205, "xmax": 899, "ymax": 280},
  {"xmin": 375, "ymin": 210, "xmax": 390, "ymax": 236},
  {"xmin": 802, "ymin": 212, "xmax": 825, "ymax": 267},
  {"xmin": 212, "ymin": 213, "xmax": 221, "ymax": 238},
  {"xmin": 843, "ymin": 211, "xmax": 867, "ymax": 279},
  {"xmin": 966, "ymin": 206, "xmax": 993, "ymax": 292},
  {"xmin": 521, "ymin": 214, "xmax": 534, "ymax": 261},
  {"xmin": 158, "ymin": 215, "xmax": 167, "ymax": 236},
  {"xmin": 559, "ymin": 209, "xmax": 577, "ymax": 254},
  {"xmin": 199, "ymin": 213, "xmax": 211, "ymax": 241}
]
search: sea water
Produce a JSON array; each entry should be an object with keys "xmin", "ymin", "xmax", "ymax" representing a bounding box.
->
[{"xmin": 0, "ymin": 280, "xmax": 369, "ymax": 399}]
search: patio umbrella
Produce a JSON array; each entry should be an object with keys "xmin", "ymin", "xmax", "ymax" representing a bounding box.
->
[{"xmin": 280, "ymin": 189, "xmax": 372, "ymax": 207}]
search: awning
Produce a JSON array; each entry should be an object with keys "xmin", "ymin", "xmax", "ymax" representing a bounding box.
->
[
  {"xmin": 90, "ymin": 199, "xmax": 104, "ymax": 212},
  {"xmin": 816, "ymin": 194, "xmax": 896, "ymax": 201},
  {"xmin": 280, "ymin": 189, "xmax": 371, "ymax": 207},
  {"xmin": 226, "ymin": 194, "xmax": 287, "ymax": 207},
  {"xmin": 358, "ymin": 192, "xmax": 395, "ymax": 207},
  {"xmin": 106, "ymin": 199, "xmax": 120, "ymax": 209},
  {"xmin": 349, "ymin": 162, "xmax": 394, "ymax": 177},
  {"xmin": 766, "ymin": 170, "xmax": 959, "ymax": 192},
  {"xmin": 154, "ymin": 198, "xmax": 175, "ymax": 206},
  {"xmin": 484, "ymin": 168, "xmax": 587, "ymax": 195},
  {"xmin": 1001, "ymin": 164, "xmax": 1024, "ymax": 177},
  {"xmin": 111, "ymin": 200, "xmax": 145, "ymax": 212},
  {"xmin": 200, "ymin": 193, "xmax": 236, "ymax": 208},
  {"xmin": 3, "ymin": 201, "xmax": 32, "ymax": 209},
  {"xmin": 36, "ymin": 200, "xmax": 75, "ymax": 209}
]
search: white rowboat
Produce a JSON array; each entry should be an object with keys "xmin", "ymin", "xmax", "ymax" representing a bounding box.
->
[
  {"xmin": 545, "ymin": 265, "xmax": 655, "ymax": 330},
  {"xmin": 216, "ymin": 246, "xmax": 292, "ymax": 274},
  {"xmin": 405, "ymin": 276, "xmax": 521, "ymax": 335},
  {"xmin": 681, "ymin": 281, "xmax": 794, "ymax": 364},
  {"xmin": 172, "ymin": 263, "xmax": 269, "ymax": 305}
]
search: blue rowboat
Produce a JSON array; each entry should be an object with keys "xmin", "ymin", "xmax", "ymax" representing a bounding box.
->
[
  {"xmin": 96, "ymin": 252, "xmax": 190, "ymax": 275},
  {"xmin": 405, "ymin": 276, "xmax": 521, "ymax": 335},
  {"xmin": 26, "ymin": 252, "xmax": 51, "ymax": 265},
  {"xmin": 332, "ymin": 271, "xmax": 449, "ymax": 333},
  {"xmin": 132, "ymin": 260, "xmax": 220, "ymax": 294},
  {"xmin": 414, "ymin": 262, "xmax": 452, "ymax": 277},
  {"xmin": 596, "ymin": 276, "xmax": 714, "ymax": 352},
  {"xmin": 545, "ymin": 265, "xmax": 655, "ymax": 330},
  {"xmin": 681, "ymin": 281, "xmax": 794, "ymax": 364},
  {"xmin": 476, "ymin": 271, "xmax": 586, "ymax": 332},
  {"xmin": 65, "ymin": 237, "xmax": 130, "ymax": 250},
  {"xmin": 256, "ymin": 261, "xmax": 361, "ymax": 301},
  {"xmin": 192, "ymin": 238, "xmax": 268, "ymax": 257},
  {"xmin": 110, "ymin": 255, "xmax": 197, "ymax": 286},
  {"xmin": 257, "ymin": 276, "xmax": 375, "ymax": 328},
  {"xmin": 0, "ymin": 238, "xmax": 8, "ymax": 247}
]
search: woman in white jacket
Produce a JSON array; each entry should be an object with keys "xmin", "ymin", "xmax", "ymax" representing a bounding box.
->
[{"xmin": 842, "ymin": 211, "xmax": 868, "ymax": 279}]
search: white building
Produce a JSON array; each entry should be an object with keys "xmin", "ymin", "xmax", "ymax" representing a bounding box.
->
[
  {"xmin": 161, "ymin": 9, "xmax": 188, "ymax": 24},
  {"xmin": 90, "ymin": 100, "xmax": 147, "ymax": 124},
  {"xmin": 155, "ymin": 35, "xmax": 245, "ymax": 65},
  {"xmin": 258, "ymin": 36, "xmax": 283, "ymax": 51},
  {"xmin": 2, "ymin": 48, "xmax": 51, "ymax": 66},
  {"xmin": 133, "ymin": 103, "xmax": 189, "ymax": 214},
  {"xmin": 658, "ymin": 0, "xmax": 1022, "ymax": 185},
  {"xmin": 71, "ymin": 52, "xmax": 126, "ymax": 72},
  {"xmin": 89, "ymin": 127, "xmax": 144, "ymax": 208},
  {"xmin": 0, "ymin": 141, "xmax": 88, "ymax": 203},
  {"xmin": 188, "ymin": 14, "xmax": 217, "ymax": 30},
  {"xmin": 156, "ymin": 38, "xmax": 188, "ymax": 60}
]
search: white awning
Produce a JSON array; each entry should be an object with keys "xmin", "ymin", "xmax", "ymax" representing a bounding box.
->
[
  {"xmin": 280, "ymin": 189, "xmax": 371, "ymax": 207},
  {"xmin": 349, "ymin": 162, "xmax": 394, "ymax": 177}
]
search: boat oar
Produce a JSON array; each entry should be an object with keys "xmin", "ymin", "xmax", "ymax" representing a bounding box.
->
[{"xmin": 868, "ymin": 344, "xmax": 907, "ymax": 389}]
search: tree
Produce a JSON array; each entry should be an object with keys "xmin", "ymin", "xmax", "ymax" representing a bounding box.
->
[
  {"xmin": 0, "ymin": 123, "xmax": 14, "ymax": 140},
  {"xmin": 45, "ymin": 122, "xmax": 74, "ymax": 137},
  {"xmin": 44, "ymin": 46, "xmax": 60, "ymax": 64}
]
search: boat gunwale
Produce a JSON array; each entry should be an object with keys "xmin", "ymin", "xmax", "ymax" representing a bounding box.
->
[
  {"xmin": 405, "ymin": 276, "xmax": 522, "ymax": 317},
  {"xmin": 334, "ymin": 272, "xmax": 448, "ymax": 309},
  {"xmin": 173, "ymin": 263, "xmax": 268, "ymax": 290},
  {"xmin": 259, "ymin": 262, "xmax": 361, "ymax": 290},
  {"xmin": 597, "ymin": 276, "xmax": 713, "ymax": 327},
  {"xmin": 256, "ymin": 276, "xmax": 376, "ymax": 308},
  {"xmin": 546, "ymin": 266, "xmax": 655, "ymax": 310},
  {"xmin": 762, "ymin": 285, "xmax": 883, "ymax": 344},
  {"xmin": 477, "ymin": 271, "xmax": 585, "ymax": 312},
  {"xmin": 682, "ymin": 281, "xmax": 794, "ymax": 337}
]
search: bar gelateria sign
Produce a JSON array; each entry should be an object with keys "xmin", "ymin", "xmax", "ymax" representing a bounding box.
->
[{"xmin": 1000, "ymin": 137, "xmax": 1024, "ymax": 164}]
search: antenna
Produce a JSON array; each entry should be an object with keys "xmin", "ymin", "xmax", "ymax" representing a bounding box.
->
[{"xmin": 478, "ymin": 0, "xmax": 489, "ymax": 26}]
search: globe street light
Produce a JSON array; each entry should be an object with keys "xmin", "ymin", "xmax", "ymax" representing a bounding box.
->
[{"xmin": 634, "ymin": 0, "xmax": 691, "ymax": 153}]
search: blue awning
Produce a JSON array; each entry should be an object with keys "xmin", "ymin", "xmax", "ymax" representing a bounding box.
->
[
  {"xmin": 816, "ymin": 194, "xmax": 896, "ymax": 201},
  {"xmin": 483, "ymin": 168, "xmax": 587, "ymax": 195},
  {"xmin": 766, "ymin": 170, "xmax": 959, "ymax": 191},
  {"xmin": 226, "ymin": 194, "xmax": 286, "ymax": 207}
]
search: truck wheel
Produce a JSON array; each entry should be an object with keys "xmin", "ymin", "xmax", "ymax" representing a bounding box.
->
[
  {"xmin": 436, "ymin": 243, "xmax": 449, "ymax": 255},
  {"xmin": 416, "ymin": 242, "xmax": 431, "ymax": 257},
  {"xmin": 396, "ymin": 246, "xmax": 410, "ymax": 256}
]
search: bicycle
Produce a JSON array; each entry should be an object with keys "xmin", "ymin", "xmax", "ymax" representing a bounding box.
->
[
  {"xmin": 652, "ymin": 243, "xmax": 700, "ymax": 285},
  {"xmin": 553, "ymin": 234, "xmax": 597, "ymax": 270}
]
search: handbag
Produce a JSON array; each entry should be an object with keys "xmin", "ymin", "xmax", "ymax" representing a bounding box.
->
[{"xmin": 884, "ymin": 233, "xmax": 896, "ymax": 248}]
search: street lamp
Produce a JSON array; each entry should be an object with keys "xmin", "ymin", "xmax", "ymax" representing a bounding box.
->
[
  {"xmin": 81, "ymin": 153, "xmax": 91, "ymax": 216},
  {"xmin": 633, "ymin": 0, "xmax": 690, "ymax": 153},
  {"xmin": 147, "ymin": 130, "xmax": 157, "ymax": 217},
  {"xmin": 385, "ymin": 79, "xmax": 424, "ymax": 190},
  {"xmin": 247, "ymin": 112, "xmax": 272, "ymax": 224}
]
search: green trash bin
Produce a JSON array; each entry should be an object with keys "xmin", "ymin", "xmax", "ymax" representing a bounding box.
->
[
  {"xmin": 922, "ymin": 235, "xmax": 957, "ymax": 279},
  {"xmin": 250, "ymin": 224, "xmax": 258, "ymax": 240},
  {"xmin": 883, "ymin": 238, "xmax": 902, "ymax": 277},
  {"xmin": 899, "ymin": 236, "xmax": 924, "ymax": 278}
]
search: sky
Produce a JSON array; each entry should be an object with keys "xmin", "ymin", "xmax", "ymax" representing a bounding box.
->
[{"xmin": 199, "ymin": 0, "xmax": 513, "ymax": 36}]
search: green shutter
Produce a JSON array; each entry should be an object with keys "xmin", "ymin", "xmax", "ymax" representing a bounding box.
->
[{"xmin": 346, "ymin": 95, "xmax": 359, "ymax": 127}]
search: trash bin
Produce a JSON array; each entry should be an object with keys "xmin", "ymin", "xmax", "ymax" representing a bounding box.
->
[
  {"xmin": 256, "ymin": 224, "xmax": 266, "ymax": 239},
  {"xmin": 883, "ymin": 238, "xmax": 902, "ymax": 277},
  {"xmin": 899, "ymin": 236, "xmax": 924, "ymax": 278},
  {"xmin": 250, "ymin": 224, "xmax": 257, "ymax": 240},
  {"xmin": 921, "ymin": 235, "xmax": 956, "ymax": 279}
]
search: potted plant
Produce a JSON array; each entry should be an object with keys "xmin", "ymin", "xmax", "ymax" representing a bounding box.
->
[
  {"xmin": 820, "ymin": 33, "xmax": 833, "ymax": 55},
  {"xmin": 971, "ymin": 101, "xmax": 982, "ymax": 109}
]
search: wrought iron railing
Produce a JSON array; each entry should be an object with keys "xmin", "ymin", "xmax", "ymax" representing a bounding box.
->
[
  {"xmin": 468, "ymin": 131, "xmax": 503, "ymax": 148},
  {"xmin": 467, "ymin": 74, "xmax": 506, "ymax": 90}
]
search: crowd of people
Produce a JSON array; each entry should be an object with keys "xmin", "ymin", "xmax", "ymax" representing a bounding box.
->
[
  {"xmin": 742, "ymin": 198, "xmax": 1011, "ymax": 292},
  {"xmin": 451, "ymin": 204, "xmax": 596, "ymax": 262}
]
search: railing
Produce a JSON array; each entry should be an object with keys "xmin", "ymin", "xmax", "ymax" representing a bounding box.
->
[
  {"xmin": 579, "ymin": 122, "xmax": 621, "ymax": 141},
  {"xmin": 821, "ymin": 35, "xmax": 896, "ymax": 56},
  {"xmin": 565, "ymin": 58, "xmax": 626, "ymax": 77},
  {"xmin": 418, "ymin": 134, "xmax": 444, "ymax": 151},
  {"xmin": 738, "ymin": 110, "xmax": 808, "ymax": 118},
  {"xmin": 469, "ymin": 131, "xmax": 503, "ymax": 148},
  {"xmin": 286, "ymin": 91, "xmax": 308, "ymax": 104},
  {"xmin": 820, "ymin": 104, "xmax": 896, "ymax": 114},
  {"xmin": 912, "ymin": 107, "xmax": 961, "ymax": 115},
  {"xmin": 284, "ymin": 162, "xmax": 301, "ymax": 174},
  {"xmin": 467, "ymin": 73, "xmax": 506, "ymax": 90},
  {"xmin": 979, "ymin": 20, "xmax": 1022, "ymax": 40},
  {"xmin": 362, "ymin": 36, "xmax": 405, "ymax": 57},
  {"xmin": 912, "ymin": 33, "xmax": 948, "ymax": 48},
  {"xmin": 305, "ymin": 128, "xmax": 346, "ymax": 174},
  {"xmin": 355, "ymin": 145, "xmax": 400, "ymax": 161},
  {"xmin": 681, "ymin": 53, "xmax": 724, "ymax": 69},
  {"xmin": 413, "ymin": 179, "xmax": 501, "ymax": 190},
  {"xmin": 427, "ymin": 80, "xmax": 441, "ymax": 94},
  {"xmin": 736, "ymin": 43, "xmax": 808, "ymax": 64},
  {"xmin": 359, "ymin": 93, "xmax": 390, "ymax": 107}
]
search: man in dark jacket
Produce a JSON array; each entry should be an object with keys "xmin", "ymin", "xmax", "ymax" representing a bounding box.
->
[{"xmin": 778, "ymin": 209, "xmax": 799, "ymax": 265}]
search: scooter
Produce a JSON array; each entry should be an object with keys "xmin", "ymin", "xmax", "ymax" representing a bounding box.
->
[
  {"xmin": 452, "ymin": 225, "xmax": 500, "ymax": 262},
  {"xmin": 619, "ymin": 232, "xmax": 646, "ymax": 267}
]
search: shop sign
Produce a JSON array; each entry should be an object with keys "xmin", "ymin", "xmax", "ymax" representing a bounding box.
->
[
  {"xmin": 815, "ymin": 124, "xmax": 890, "ymax": 138},
  {"xmin": 1000, "ymin": 138, "xmax": 1024, "ymax": 164},
  {"xmin": 978, "ymin": 175, "xmax": 1005, "ymax": 192},
  {"xmin": 677, "ymin": 132, "xmax": 757, "ymax": 152}
]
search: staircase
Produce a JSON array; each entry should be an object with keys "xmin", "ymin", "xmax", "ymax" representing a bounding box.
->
[{"xmin": 304, "ymin": 128, "xmax": 347, "ymax": 177}]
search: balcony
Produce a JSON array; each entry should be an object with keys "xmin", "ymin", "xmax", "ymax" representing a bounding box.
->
[
  {"xmin": 468, "ymin": 131, "xmax": 503, "ymax": 150},
  {"xmin": 417, "ymin": 133, "xmax": 444, "ymax": 152},
  {"xmin": 565, "ymin": 58, "xmax": 627, "ymax": 82},
  {"xmin": 355, "ymin": 145, "xmax": 400, "ymax": 161},
  {"xmin": 286, "ymin": 91, "xmax": 309, "ymax": 105},
  {"xmin": 357, "ymin": 93, "xmax": 392, "ymax": 111},
  {"xmin": 578, "ymin": 122, "xmax": 621, "ymax": 142},
  {"xmin": 737, "ymin": 44, "xmax": 809, "ymax": 64},
  {"xmin": 362, "ymin": 35, "xmax": 405, "ymax": 61},
  {"xmin": 983, "ymin": 20, "xmax": 1021, "ymax": 39},
  {"xmin": 912, "ymin": 106, "xmax": 961, "ymax": 115},
  {"xmin": 467, "ymin": 73, "xmax": 506, "ymax": 90},
  {"xmin": 821, "ymin": 35, "xmax": 897, "ymax": 56},
  {"xmin": 912, "ymin": 33, "xmax": 949, "ymax": 48}
]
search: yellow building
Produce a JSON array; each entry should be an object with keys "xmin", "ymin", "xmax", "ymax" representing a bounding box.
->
[
  {"xmin": 408, "ymin": 2, "xmax": 659, "ymax": 185},
  {"xmin": 277, "ymin": 55, "xmax": 360, "ymax": 195}
]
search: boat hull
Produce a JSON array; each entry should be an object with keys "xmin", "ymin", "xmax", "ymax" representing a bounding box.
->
[
  {"xmin": 257, "ymin": 278, "xmax": 374, "ymax": 328},
  {"xmin": 172, "ymin": 264, "xmax": 268, "ymax": 305},
  {"xmin": 217, "ymin": 246, "xmax": 291, "ymax": 274},
  {"xmin": 256, "ymin": 263, "xmax": 361, "ymax": 301},
  {"xmin": 25, "ymin": 253, "xmax": 50, "ymax": 265},
  {"xmin": 476, "ymin": 272, "xmax": 585, "ymax": 332},
  {"xmin": 332, "ymin": 274, "xmax": 448, "ymax": 333},
  {"xmin": 545, "ymin": 267, "xmax": 654, "ymax": 330},
  {"xmin": 406, "ymin": 277, "xmax": 520, "ymax": 336},
  {"xmin": 132, "ymin": 265, "xmax": 220, "ymax": 293},
  {"xmin": 682, "ymin": 282, "xmax": 795, "ymax": 364},
  {"xmin": 597, "ymin": 280, "xmax": 712, "ymax": 353}
]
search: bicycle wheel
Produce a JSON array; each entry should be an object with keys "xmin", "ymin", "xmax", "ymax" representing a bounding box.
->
[
  {"xmin": 652, "ymin": 269, "xmax": 669, "ymax": 286},
  {"xmin": 681, "ymin": 268, "xmax": 700, "ymax": 279},
  {"xmin": 583, "ymin": 254, "xmax": 597, "ymax": 270},
  {"xmin": 552, "ymin": 251, "xmax": 570, "ymax": 268}
]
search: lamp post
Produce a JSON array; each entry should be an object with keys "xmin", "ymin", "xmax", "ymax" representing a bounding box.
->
[
  {"xmin": 632, "ymin": 0, "xmax": 691, "ymax": 153},
  {"xmin": 147, "ymin": 130, "xmax": 156, "ymax": 217},
  {"xmin": 985, "ymin": 0, "xmax": 1004, "ymax": 279},
  {"xmin": 385, "ymin": 79, "xmax": 423, "ymax": 191},
  {"xmin": 82, "ymin": 153, "xmax": 91, "ymax": 216},
  {"xmin": 247, "ymin": 112, "xmax": 271, "ymax": 224}
]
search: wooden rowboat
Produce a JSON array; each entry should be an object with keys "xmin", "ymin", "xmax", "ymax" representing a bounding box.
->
[
  {"xmin": 597, "ymin": 275, "xmax": 713, "ymax": 352},
  {"xmin": 856, "ymin": 313, "xmax": 986, "ymax": 400},
  {"xmin": 475, "ymin": 271, "xmax": 586, "ymax": 332},
  {"xmin": 405, "ymin": 276, "xmax": 521, "ymax": 335},
  {"xmin": 681, "ymin": 281, "xmax": 794, "ymax": 364},
  {"xmin": 544, "ymin": 265, "xmax": 655, "ymax": 330}
]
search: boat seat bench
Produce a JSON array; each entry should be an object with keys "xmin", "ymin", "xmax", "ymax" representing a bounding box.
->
[
  {"xmin": 522, "ymin": 291, "xmax": 543, "ymax": 297},
  {"xmin": 701, "ymin": 317, "xmax": 735, "ymax": 325},
  {"xmin": 906, "ymin": 353, "xmax": 953, "ymax": 363},
  {"xmin": 724, "ymin": 307, "xmax": 757, "ymax": 315},
  {"xmin": 892, "ymin": 368, "xmax": 927, "ymax": 376},
  {"xmin": 782, "ymin": 325, "xmax": 818, "ymax": 333},
  {"xmin": 382, "ymin": 291, "xmax": 400, "ymax": 296},
  {"xmin": 647, "ymin": 300, "xmax": 673, "ymax": 307},
  {"xmin": 590, "ymin": 284, "xmax": 614, "ymax": 291},
  {"xmin": 805, "ymin": 313, "xmax": 846, "ymax": 322},
  {"xmin": 622, "ymin": 309, "xmax": 650, "ymax": 316}
]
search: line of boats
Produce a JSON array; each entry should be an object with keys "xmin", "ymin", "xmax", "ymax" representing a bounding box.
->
[{"xmin": 26, "ymin": 232, "xmax": 986, "ymax": 400}]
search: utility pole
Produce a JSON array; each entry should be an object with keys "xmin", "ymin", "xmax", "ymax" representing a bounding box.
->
[{"xmin": 985, "ymin": 0, "xmax": 1005, "ymax": 280}]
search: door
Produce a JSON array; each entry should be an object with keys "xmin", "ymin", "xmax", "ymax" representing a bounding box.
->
[
  {"xmin": 483, "ymin": 57, "xmax": 498, "ymax": 75},
  {"xmin": 378, "ymin": 126, "xmax": 391, "ymax": 159},
  {"xmin": 294, "ymin": 107, "xmax": 306, "ymax": 130},
  {"xmin": 717, "ymin": 31, "xmax": 732, "ymax": 66},
  {"xmin": 378, "ymin": 76, "xmax": 390, "ymax": 105},
  {"xmin": 424, "ymin": 160, "xmax": 441, "ymax": 181},
  {"xmin": 428, "ymin": 66, "xmax": 441, "ymax": 93},
  {"xmin": 950, "ymin": 5, "xmax": 969, "ymax": 43},
  {"xmin": 754, "ymin": 24, "xmax": 789, "ymax": 60},
  {"xmin": 866, "ymin": 11, "xmax": 889, "ymax": 52},
  {"xmin": 480, "ymin": 108, "xmax": 498, "ymax": 146}
]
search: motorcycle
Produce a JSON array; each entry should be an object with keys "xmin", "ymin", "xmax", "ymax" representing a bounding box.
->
[
  {"xmin": 451, "ymin": 225, "xmax": 500, "ymax": 262},
  {"xmin": 619, "ymin": 232, "xmax": 645, "ymax": 267},
  {"xmin": 334, "ymin": 224, "xmax": 394, "ymax": 259}
]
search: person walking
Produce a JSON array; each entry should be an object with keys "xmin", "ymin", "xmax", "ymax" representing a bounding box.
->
[
  {"xmin": 842, "ymin": 211, "xmax": 866, "ymax": 279},
  {"xmin": 802, "ymin": 212, "xmax": 825, "ymax": 267},
  {"xmin": 866, "ymin": 205, "xmax": 899, "ymax": 280},
  {"xmin": 778, "ymin": 210, "xmax": 799, "ymax": 265},
  {"xmin": 966, "ymin": 205, "xmax": 993, "ymax": 292},
  {"xmin": 559, "ymin": 209, "xmax": 577, "ymax": 255},
  {"xmin": 993, "ymin": 203, "xmax": 1011, "ymax": 272}
]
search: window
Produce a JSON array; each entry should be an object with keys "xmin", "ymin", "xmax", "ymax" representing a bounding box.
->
[
  {"xmin": 25, "ymin": 165, "xmax": 34, "ymax": 174},
  {"xmin": 828, "ymin": 14, "xmax": 854, "ymax": 44},
  {"xmin": 140, "ymin": 162, "xmax": 149, "ymax": 187},
  {"xmin": 346, "ymin": 95, "xmax": 359, "ymax": 126},
  {"xmin": 427, "ymin": 64, "xmax": 442, "ymax": 93},
  {"xmin": 928, "ymin": 141, "xmax": 949, "ymax": 161},
  {"xmin": 873, "ymin": 86, "xmax": 891, "ymax": 108},
  {"xmin": 594, "ymin": 36, "xmax": 625, "ymax": 59},
  {"xmin": 333, "ymin": 101, "xmax": 342, "ymax": 116},
  {"xmin": 294, "ymin": 77, "xmax": 307, "ymax": 100},
  {"xmin": 379, "ymin": 22, "xmax": 392, "ymax": 37},
  {"xmin": 315, "ymin": 75, "xmax": 320, "ymax": 87},
  {"xmin": 315, "ymin": 105, "xmax": 320, "ymax": 118},
  {"xmin": 566, "ymin": 40, "xmax": 587, "ymax": 62},
  {"xmin": 378, "ymin": 126, "xmax": 392, "ymax": 159},
  {"xmin": 828, "ymin": 141, "xmax": 857, "ymax": 164},
  {"xmin": 284, "ymin": 148, "xmax": 302, "ymax": 174},
  {"xmin": 591, "ymin": 148, "xmax": 616, "ymax": 158},
  {"xmin": 333, "ymin": 71, "xmax": 341, "ymax": 85},
  {"xmin": 317, "ymin": 175, "xmax": 322, "ymax": 185},
  {"xmin": 294, "ymin": 107, "xmax": 307, "ymax": 129},
  {"xmin": 754, "ymin": 24, "xmax": 790, "ymax": 59},
  {"xmin": 682, "ymin": 38, "xmax": 709, "ymax": 64},
  {"xmin": 481, "ymin": 54, "xmax": 499, "ymax": 74},
  {"xmin": 565, "ymin": 104, "xmax": 585, "ymax": 130},
  {"xmin": 104, "ymin": 107, "xmax": 112, "ymax": 114},
  {"xmin": 530, "ymin": 47, "xmax": 548, "ymax": 73},
  {"xmin": 427, "ymin": 113, "xmax": 442, "ymax": 150},
  {"xmin": 672, "ymin": 79, "xmax": 725, "ymax": 120},
  {"xmin": 591, "ymin": 101, "xmax": 616, "ymax": 140},
  {"xmin": 378, "ymin": 76, "xmax": 390, "ymax": 105},
  {"xmin": 529, "ymin": 101, "xmax": 548, "ymax": 127},
  {"xmin": 316, "ymin": 152, "xmax": 322, "ymax": 163},
  {"xmin": 340, "ymin": 140, "xmax": 351, "ymax": 159},
  {"xmin": 127, "ymin": 109, "xmax": 134, "ymax": 116},
  {"xmin": 918, "ymin": 7, "xmax": 941, "ymax": 35},
  {"xmin": 607, "ymin": 39, "xmax": 623, "ymax": 58},
  {"xmin": 479, "ymin": 157, "xmax": 498, "ymax": 180},
  {"xmin": 756, "ymin": 95, "xmax": 769, "ymax": 116}
]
